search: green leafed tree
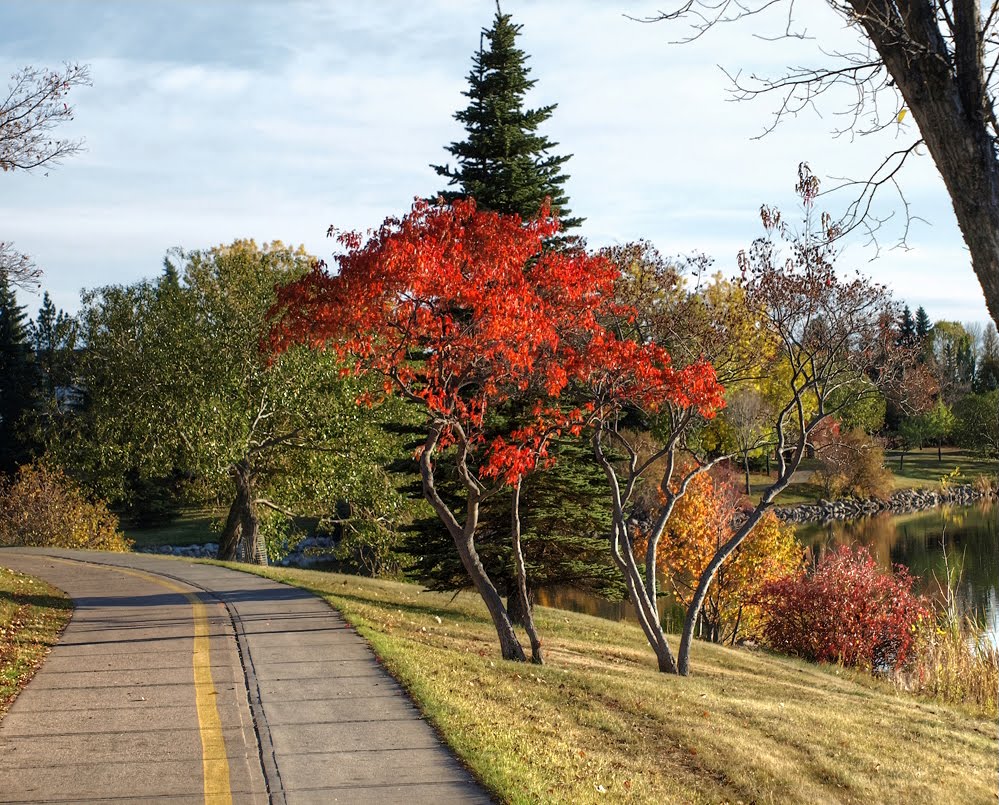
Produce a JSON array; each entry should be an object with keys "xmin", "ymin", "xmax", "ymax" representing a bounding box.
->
[
  {"xmin": 923, "ymin": 399, "xmax": 956, "ymax": 463},
  {"xmin": 57, "ymin": 240, "xmax": 411, "ymax": 565},
  {"xmin": 432, "ymin": 6, "xmax": 580, "ymax": 230},
  {"xmin": 953, "ymin": 391, "xmax": 999, "ymax": 458},
  {"xmin": 975, "ymin": 322, "xmax": 999, "ymax": 392},
  {"xmin": 0, "ymin": 274, "xmax": 35, "ymax": 474}
]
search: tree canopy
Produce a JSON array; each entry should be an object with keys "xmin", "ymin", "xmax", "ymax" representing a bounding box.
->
[{"xmin": 59, "ymin": 240, "xmax": 404, "ymax": 563}]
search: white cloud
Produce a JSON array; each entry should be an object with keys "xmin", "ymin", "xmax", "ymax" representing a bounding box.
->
[{"xmin": 0, "ymin": 0, "xmax": 988, "ymax": 327}]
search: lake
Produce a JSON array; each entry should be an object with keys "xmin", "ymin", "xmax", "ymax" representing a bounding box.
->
[
  {"xmin": 797, "ymin": 501, "xmax": 998, "ymax": 646},
  {"xmin": 537, "ymin": 501, "xmax": 999, "ymax": 646}
]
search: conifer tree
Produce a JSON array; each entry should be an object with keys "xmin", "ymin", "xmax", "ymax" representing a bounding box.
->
[
  {"xmin": 0, "ymin": 275, "xmax": 35, "ymax": 474},
  {"xmin": 433, "ymin": 6, "xmax": 581, "ymax": 229},
  {"xmin": 29, "ymin": 292, "xmax": 77, "ymax": 401},
  {"xmin": 898, "ymin": 305, "xmax": 916, "ymax": 346},
  {"xmin": 914, "ymin": 306, "xmax": 932, "ymax": 340}
]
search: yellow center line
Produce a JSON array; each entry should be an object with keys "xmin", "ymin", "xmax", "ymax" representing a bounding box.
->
[{"xmin": 45, "ymin": 557, "xmax": 233, "ymax": 805}]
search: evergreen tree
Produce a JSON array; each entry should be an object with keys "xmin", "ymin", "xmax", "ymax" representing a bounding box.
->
[
  {"xmin": 0, "ymin": 275, "xmax": 35, "ymax": 474},
  {"xmin": 29, "ymin": 292, "xmax": 77, "ymax": 402},
  {"xmin": 433, "ymin": 6, "xmax": 581, "ymax": 229},
  {"xmin": 898, "ymin": 305, "xmax": 916, "ymax": 346},
  {"xmin": 914, "ymin": 306, "xmax": 932, "ymax": 340},
  {"xmin": 404, "ymin": 437, "xmax": 624, "ymax": 615}
]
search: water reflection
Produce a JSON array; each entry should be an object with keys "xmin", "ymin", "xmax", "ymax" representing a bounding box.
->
[
  {"xmin": 535, "ymin": 584, "xmax": 685, "ymax": 634},
  {"xmin": 797, "ymin": 502, "xmax": 999, "ymax": 645}
]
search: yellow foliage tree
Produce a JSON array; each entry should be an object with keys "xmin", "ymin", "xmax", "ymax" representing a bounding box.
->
[
  {"xmin": 637, "ymin": 468, "xmax": 802, "ymax": 644},
  {"xmin": 0, "ymin": 462, "xmax": 132, "ymax": 552}
]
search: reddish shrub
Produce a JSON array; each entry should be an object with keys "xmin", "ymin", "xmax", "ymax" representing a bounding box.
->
[{"xmin": 754, "ymin": 545, "xmax": 930, "ymax": 671}]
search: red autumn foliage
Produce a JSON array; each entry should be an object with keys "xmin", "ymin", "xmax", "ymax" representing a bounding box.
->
[
  {"xmin": 268, "ymin": 197, "xmax": 722, "ymax": 484},
  {"xmin": 267, "ymin": 198, "xmax": 727, "ymax": 664},
  {"xmin": 754, "ymin": 545, "xmax": 930, "ymax": 671}
]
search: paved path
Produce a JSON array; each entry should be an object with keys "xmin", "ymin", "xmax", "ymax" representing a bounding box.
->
[{"xmin": 0, "ymin": 549, "xmax": 490, "ymax": 805}]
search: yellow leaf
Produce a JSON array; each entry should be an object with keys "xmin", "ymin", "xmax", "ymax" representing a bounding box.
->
[{"xmin": 897, "ymin": 108, "xmax": 907, "ymax": 123}]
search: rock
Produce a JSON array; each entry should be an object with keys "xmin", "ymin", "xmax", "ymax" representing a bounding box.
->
[{"xmin": 776, "ymin": 483, "xmax": 995, "ymax": 524}]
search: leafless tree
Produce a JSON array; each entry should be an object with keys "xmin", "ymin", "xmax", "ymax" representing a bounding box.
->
[
  {"xmin": 1, "ymin": 64, "xmax": 91, "ymax": 288},
  {"xmin": 723, "ymin": 387, "xmax": 772, "ymax": 493},
  {"xmin": 643, "ymin": 1, "xmax": 999, "ymax": 327}
]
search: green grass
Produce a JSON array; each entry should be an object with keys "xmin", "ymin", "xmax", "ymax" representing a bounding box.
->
[
  {"xmin": 745, "ymin": 449, "xmax": 997, "ymax": 507},
  {"xmin": 123, "ymin": 507, "xmax": 219, "ymax": 547},
  {"xmin": 207, "ymin": 560, "xmax": 998, "ymax": 804},
  {"xmin": 0, "ymin": 567, "xmax": 73, "ymax": 718},
  {"xmin": 885, "ymin": 447, "xmax": 997, "ymax": 489}
]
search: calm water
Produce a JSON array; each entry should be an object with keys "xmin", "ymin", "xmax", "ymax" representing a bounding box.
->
[
  {"xmin": 538, "ymin": 502, "xmax": 999, "ymax": 646},
  {"xmin": 797, "ymin": 502, "xmax": 999, "ymax": 646}
]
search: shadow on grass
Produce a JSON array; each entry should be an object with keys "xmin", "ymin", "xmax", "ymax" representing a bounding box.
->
[{"xmin": 0, "ymin": 590, "xmax": 72, "ymax": 613}]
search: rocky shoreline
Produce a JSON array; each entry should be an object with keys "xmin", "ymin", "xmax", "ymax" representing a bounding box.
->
[
  {"xmin": 774, "ymin": 483, "xmax": 996, "ymax": 524},
  {"xmin": 135, "ymin": 534, "xmax": 338, "ymax": 566}
]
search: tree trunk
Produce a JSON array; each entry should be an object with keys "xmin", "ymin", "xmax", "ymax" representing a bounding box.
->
[
  {"xmin": 743, "ymin": 452, "xmax": 751, "ymax": 495},
  {"xmin": 240, "ymin": 492, "xmax": 265, "ymax": 565},
  {"xmin": 506, "ymin": 586, "xmax": 535, "ymax": 627},
  {"xmin": 938, "ymin": 442, "xmax": 943, "ymax": 463},
  {"xmin": 217, "ymin": 491, "xmax": 243, "ymax": 561},
  {"xmin": 217, "ymin": 461, "xmax": 267, "ymax": 565},
  {"xmin": 419, "ymin": 428, "xmax": 527, "ymax": 662},
  {"xmin": 850, "ymin": 0, "xmax": 999, "ymax": 328},
  {"xmin": 899, "ymin": 451, "xmax": 904, "ymax": 471},
  {"xmin": 592, "ymin": 431, "xmax": 678, "ymax": 674},
  {"xmin": 510, "ymin": 480, "xmax": 543, "ymax": 664},
  {"xmin": 677, "ymin": 505, "xmax": 770, "ymax": 675}
]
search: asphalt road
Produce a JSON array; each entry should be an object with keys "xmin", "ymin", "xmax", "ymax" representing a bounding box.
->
[{"xmin": 0, "ymin": 549, "xmax": 491, "ymax": 805}]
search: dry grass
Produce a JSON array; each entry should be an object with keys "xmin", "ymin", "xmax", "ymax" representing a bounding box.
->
[
  {"xmin": 215, "ymin": 562, "xmax": 998, "ymax": 804},
  {"xmin": 0, "ymin": 566, "xmax": 72, "ymax": 718},
  {"xmin": 899, "ymin": 618, "xmax": 999, "ymax": 716}
]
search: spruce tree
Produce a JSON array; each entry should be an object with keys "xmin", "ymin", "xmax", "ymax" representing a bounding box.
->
[
  {"xmin": 0, "ymin": 275, "xmax": 36, "ymax": 474},
  {"xmin": 915, "ymin": 306, "xmax": 932, "ymax": 340},
  {"xmin": 29, "ymin": 292, "xmax": 77, "ymax": 401},
  {"xmin": 898, "ymin": 305, "xmax": 916, "ymax": 346},
  {"xmin": 433, "ymin": 6, "xmax": 581, "ymax": 229}
]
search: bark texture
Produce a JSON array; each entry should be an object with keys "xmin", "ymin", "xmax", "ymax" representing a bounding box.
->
[{"xmin": 848, "ymin": 0, "xmax": 999, "ymax": 325}]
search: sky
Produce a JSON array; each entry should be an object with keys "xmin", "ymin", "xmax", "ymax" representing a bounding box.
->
[{"xmin": 0, "ymin": 0, "xmax": 989, "ymax": 325}]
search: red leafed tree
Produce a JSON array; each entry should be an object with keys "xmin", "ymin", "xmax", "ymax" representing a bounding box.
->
[{"xmin": 268, "ymin": 198, "xmax": 618, "ymax": 663}]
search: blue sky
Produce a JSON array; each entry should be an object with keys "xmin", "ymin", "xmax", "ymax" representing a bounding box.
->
[{"xmin": 1, "ymin": 1, "xmax": 988, "ymax": 324}]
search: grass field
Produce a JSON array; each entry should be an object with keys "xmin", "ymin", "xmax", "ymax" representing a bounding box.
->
[
  {"xmin": 0, "ymin": 567, "xmax": 72, "ymax": 718},
  {"xmin": 123, "ymin": 508, "xmax": 219, "ymax": 548},
  {"xmin": 214, "ymin": 560, "xmax": 998, "ymax": 804},
  {"xmin": 885, "ymin": 446, "xmax": 997, "ymax": 488},
  {"xmin": 744, "ymin": 448, "xmax": 997, "ymax": 506}
]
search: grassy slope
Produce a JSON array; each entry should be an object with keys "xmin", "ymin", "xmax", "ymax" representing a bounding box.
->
[
  {"xmin": 886, "ymin": 447, "xmax": 997, "ymax": 489},
  {"xmin": 0, "ymin": 567, "xmax": 73, "ymax": 718},
  {"xmin": 211, "ymin": 561, "xmax": 997, "ymax": 804}
]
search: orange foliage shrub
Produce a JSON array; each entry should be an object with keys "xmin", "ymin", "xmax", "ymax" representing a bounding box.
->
[
  {"xmin": 0, "ymin": 462, "xmax": 132, "ymax": 552},
  {"xmin": 637, "ymin": 467, "xmax": 802, "ymax": 643}
]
